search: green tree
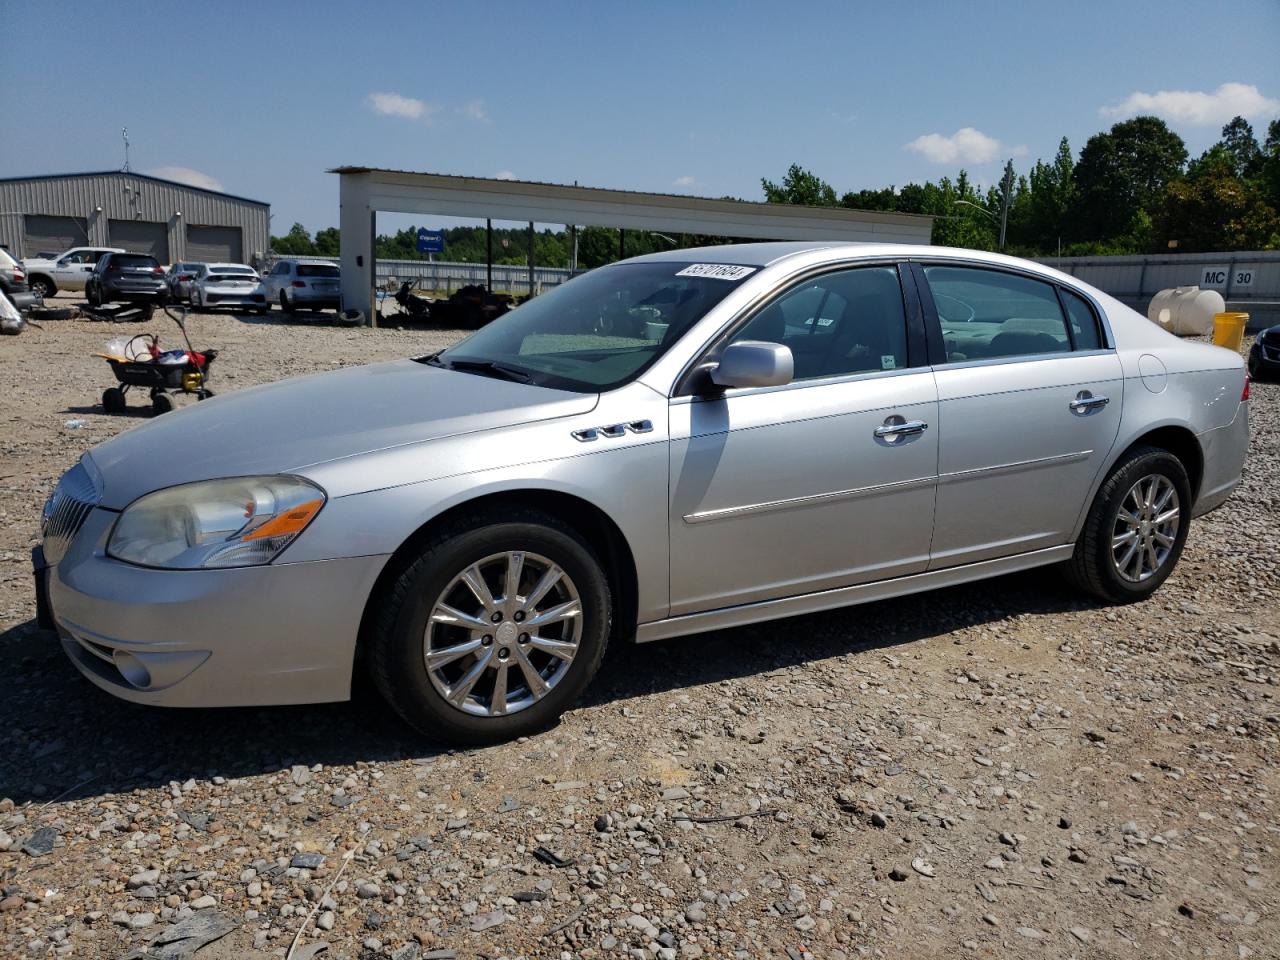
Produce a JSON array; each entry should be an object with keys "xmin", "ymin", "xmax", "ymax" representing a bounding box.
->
[
  {"xmin": 270, "ymin": 222, "xmax": 316, "ymax": 255},
  {"xmin": 313, "ymin": 227, "xmax": 341, "ymax": 257},
  {"xmin": 1157, "ymin": 144, "xmax": 1280, "ymax": 251},
  {"xmin": 762, "ymin": 164, "xmax": 838, "ymax": 206},
  {"xmin": 1073, "ymin": 116, "xmax": 1187, "ymax": 243},
  {"xmin": 1217, "ymin": 116, "xmax": 1263, "ymax": 179}
]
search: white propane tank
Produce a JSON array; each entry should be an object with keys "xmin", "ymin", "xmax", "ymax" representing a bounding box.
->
[{"xmin": 1147, "ymin": 286, "xmax": 1225, "ymax": 336}]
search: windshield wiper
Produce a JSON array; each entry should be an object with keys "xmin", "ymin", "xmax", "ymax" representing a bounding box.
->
[{"xmin": 429, "ymin": 356, "xmax": 535, "ymax": 384}]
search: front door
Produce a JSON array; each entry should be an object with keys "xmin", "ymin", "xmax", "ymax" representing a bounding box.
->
[
  {"xmin": 668, "ymin": 264, "xmax": 939, "ymax": 617},
  {"xmin": 916, "ymin": 263, "xmax": 1123, "ymax": 568}
]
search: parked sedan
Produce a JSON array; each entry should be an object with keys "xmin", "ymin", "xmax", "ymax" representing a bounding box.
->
[
  {"xmin": 262, "ymin": 258, "xmax": 340, "ymax": 312},
  {"xmin": 165, "ymin": 262, "xmax": 205, "ymax": 302},
  {"xmin": 85, "ymin": 252, "xmax": 168, "ymax": 306},
  {"xmin": 190, "ymin": 263, "xmax": 268, "ymax": 313},
  {"xmin": 35, "ymin": 244, "xmax": 1249, "ymax": 745},
  {"xmin": 1248, "ymin": 324, "xmax": 1280, "ymax": 382}
]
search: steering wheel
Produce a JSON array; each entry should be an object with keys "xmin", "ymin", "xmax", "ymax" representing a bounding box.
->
[{"xmin": 933, "ymin": 292, "xmax": 976, "ymax": 323}]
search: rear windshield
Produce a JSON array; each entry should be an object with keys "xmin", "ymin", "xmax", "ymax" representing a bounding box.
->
[
  {"xmin": 297, "ymin": 263, "xmax": 339, "ymax": 278},
  {"xmin": 114, "ymin": 255, "xmax": 159, "ymax": 269},
  {"xmin": 210, "ymin": 266, "xmax": 254, "ymax": 275}
]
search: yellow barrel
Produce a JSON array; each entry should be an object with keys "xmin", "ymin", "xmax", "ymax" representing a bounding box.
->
[{"xmin": 1212, "ymin": 312, "xmax": 1249, "ymax": 352}]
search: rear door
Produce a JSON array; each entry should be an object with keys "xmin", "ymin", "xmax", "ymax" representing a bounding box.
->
[
  {"xmin": 668, "ymin": 263, "xmax": 939, "ymax": 616},
  {"xmin": 914, "ymin": 262, "xmax": 1123, "ymax": 568}
]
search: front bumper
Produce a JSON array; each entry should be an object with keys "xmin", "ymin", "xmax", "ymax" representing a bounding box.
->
[{"xmin": 40, "ymin": 507, "xmax": 388, "ymax": 707}]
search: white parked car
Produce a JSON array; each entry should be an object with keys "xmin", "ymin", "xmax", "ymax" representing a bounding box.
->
[
  {"xmin": 191, "ymin": 263, "xmax": 269, "ymax": 313},
  {"xmin": 23, "ymin": 247, "xmax": 124, "ymax": 297}
]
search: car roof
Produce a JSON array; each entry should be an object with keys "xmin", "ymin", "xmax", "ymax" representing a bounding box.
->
[{"xmin": 206, "ymin": 263, "xmax": 255, "ymax": 271}]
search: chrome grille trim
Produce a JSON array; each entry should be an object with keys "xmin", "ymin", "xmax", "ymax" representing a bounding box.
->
[{"xmin": 42, "ymin": 460, "xmax": 102, "ymax": 565}]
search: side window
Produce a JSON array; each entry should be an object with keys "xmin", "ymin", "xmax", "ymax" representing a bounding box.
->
[
  {"xmin": 1060, "ymin": 289, "xmax": 1102, "ymax": 350},
  {"xmin": 727, "ymin": 266, "xmax": 909, "ymax": 380},
  {"xmin": 923, "ymin": 266, "xmax": 1070, "ymax": 362}
]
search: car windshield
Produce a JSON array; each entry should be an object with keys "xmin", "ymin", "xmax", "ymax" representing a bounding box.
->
[
  {"xmin": 297, "ymin": 263, "xmax": 339, "ymax": 278},
  {"xmin": 433, "ymin": 260, "xmax": 757, "ymax": 392}
]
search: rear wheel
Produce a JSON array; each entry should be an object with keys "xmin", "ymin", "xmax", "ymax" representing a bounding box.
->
[
  {"xmin": 102, "ymin": 387, "xmax": 126, "ymax": 414},
  {"xmin": 86, "ymin": 283, "xmax": 100, "ymax": 307},
  {"xmin": 29, "ymin": 276, "xmax": 55, "ymax": 299},
  {"xmin": 371, "ymin": 510, "xmax": 611, "ymax": 745},
  {"xmin": 1063, "ymin": 445, "xmax": 1192, "ymax": 603},
  {"xmin": 280, "ymin": 291, "xmax": 294, "ymax": 314}
]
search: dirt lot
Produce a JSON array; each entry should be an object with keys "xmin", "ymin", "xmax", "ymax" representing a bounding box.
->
[{"xmin": 0, "ymin": 301, "xmax": 1276, "ymax": 960}]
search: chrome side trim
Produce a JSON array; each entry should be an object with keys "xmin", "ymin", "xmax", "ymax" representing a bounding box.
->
[
  {"xmin": 682, "ymin": 475, "xmax": 935, "ymax": 525},
  {"xmin": 636, "ymin": 544, "xmax": 1074, "ymax": 643},
  {"xmin": 938, "ymin": 449, "xmax": 1091, "ymax": 485}
]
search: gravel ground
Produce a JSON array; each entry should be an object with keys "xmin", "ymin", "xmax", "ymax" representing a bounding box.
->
[{"xmin": 0, "ymin": 302, "xmax": 1276, "ymax": 960}]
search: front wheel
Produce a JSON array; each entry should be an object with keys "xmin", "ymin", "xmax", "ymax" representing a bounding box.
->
[
  {"xmin": 151, "ymin": 392, "xmax": 173, "ymax": 415},
  {"xmin": 371, "ymin": 510, "xmax": 611, "ymax": 745},
  {"xmin": 102, "ymin": 387, "xmax": 126, "ymax": 414},
  {"xmin": 1063, "ymin": 446, "xmax": 1192, "ymax": 603}
]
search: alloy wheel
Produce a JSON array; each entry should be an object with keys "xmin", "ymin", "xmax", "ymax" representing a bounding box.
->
[
  {"xmin": 1111, "ymin": 474, "xmax": 1180, "ymax": 583},
  {"xmin": 424, "ymin": 551, "xmax": 582, "ymax": 717}
]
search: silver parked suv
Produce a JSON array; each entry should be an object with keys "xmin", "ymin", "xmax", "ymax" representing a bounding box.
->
[{"xmin": 262, "ymin": 259, "xmax": 340, "ymax": 313}]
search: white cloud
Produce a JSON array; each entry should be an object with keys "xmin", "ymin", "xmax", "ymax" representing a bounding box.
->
[
  {"xmin": 366, "ymin": 91, "xmax": 435, "ymax": 121},
  {"xmin": 147, "ymin": 166, "xmax": 223, "ymax": 191},
  {"xmin": 460, "ymin": 99, "xmax": 490, "ymax": 122},
  {"xmin": 1101, "ymin": 82, "xmax": 1280, "ymax": 126},
  {"xmin": 1010, "ymin": 144, "xmax": 1029, "ymax": 158},
  {"xmin": 904, "ymin": 127, "xmax": 1001, "ymax": 164},
  {"xmin": 494, "ymin": 170, "xmax": 516, "ymax": 180},
  {"xmin": 672, "ymin": 175, "xmax": 696, "ymax": 187}
]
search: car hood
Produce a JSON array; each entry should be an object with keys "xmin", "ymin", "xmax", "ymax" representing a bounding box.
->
[{"xmin": 88, "ymin": 359, "xmax": 599, "ymax": 508}]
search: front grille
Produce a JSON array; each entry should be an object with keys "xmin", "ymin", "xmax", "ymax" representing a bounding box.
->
[{"xmin": 42, "ymin": 460, "xmax": 101, "ymax": 565}]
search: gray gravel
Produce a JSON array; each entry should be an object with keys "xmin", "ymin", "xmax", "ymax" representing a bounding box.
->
[{"xmin": 0, "ymin": 306, "xmax": 1276, "ymax": 958}]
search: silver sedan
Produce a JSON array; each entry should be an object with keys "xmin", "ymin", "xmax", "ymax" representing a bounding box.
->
[{"xmin": 36, "ymin": 243, "xmax": 1249, "ymax": 744}]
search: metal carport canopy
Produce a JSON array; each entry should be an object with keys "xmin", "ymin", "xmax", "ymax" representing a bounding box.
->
[{"xmin": 332, "ymin": 166, "xmax": 935, "ymax": 322}]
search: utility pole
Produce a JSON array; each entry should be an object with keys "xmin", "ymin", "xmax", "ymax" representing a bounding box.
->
[{"xmin": 998, "ymin": 159, "xmax": 1014, "ymax": 252}]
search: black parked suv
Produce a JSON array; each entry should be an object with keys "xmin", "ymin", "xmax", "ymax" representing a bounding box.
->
[{"xmin": 86, "ymin": 253, "xmax": 169, "ymax": 306}]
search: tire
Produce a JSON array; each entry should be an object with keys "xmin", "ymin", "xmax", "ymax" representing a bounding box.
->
[
  {"xmin": 102, "ymin": 387, "xmax": 126, "ymax": 414},
  {"xmin": 371, "ymin": 509, "xmax": 611, "ymax": 745},
  {"xmin": 280, "ymin": 291, "xmax": 294, "ymax": 314},
  {"xmin": 151, "ymin": 392, "xmax": 173, "ymax": 415},
  {"xmin": 198, "ymin": 388, "xmax": 215, "ymax": 399},
  {"xmin": 25, "ymin": 307, "xmax": 78, "ymax": 321},
  {"xmin": 86, "ymin": 283, "xmax": 100, "ymax": 307},
  {"xmin": 254, "ymin": 306, "xmax": 268, "ymax": 315},
  {"xmin": 1063, "ymin": 445, "xmax": 1192, "ymax": 603},
  {"xmin": 29, "ymin": 276, "xmax": 56, "ymax": 299},
  {"xmin": 193, "ymin": 290, "xmax": 204, "ymax": 309}
]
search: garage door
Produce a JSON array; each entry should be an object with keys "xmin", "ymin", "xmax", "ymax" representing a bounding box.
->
[
  {"xmin": 185, "ymin": 225, "xmax": 242, "ymax": 263},
  {"xmin": 109, "ymin": 220, "xmax": 170, "ymax": 262},
  {"xmin": 23, "ymin": 215, "xmax": 88, "ymax": 258}
]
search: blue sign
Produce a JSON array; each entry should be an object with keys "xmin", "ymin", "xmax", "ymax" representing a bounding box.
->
[{"xmin": 416, "ymin": 228, "xmax": 444, "ymax": 254}]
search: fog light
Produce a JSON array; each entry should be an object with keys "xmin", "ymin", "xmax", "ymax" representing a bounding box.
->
[{"xmin": 113, "ymin": 651, "xmax": 153, "ymax": 689}]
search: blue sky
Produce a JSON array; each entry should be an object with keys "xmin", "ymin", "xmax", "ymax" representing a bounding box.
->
[{"xmin": 2, "ymin": 0, "xmax": 1278, "ymax": 235}]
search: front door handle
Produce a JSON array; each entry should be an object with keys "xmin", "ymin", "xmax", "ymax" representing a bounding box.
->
[
  {"xmin": 874, "ymin": 417, "xmax": 929, "ymax": 441},
  {"xmin": 1069, "ymin": 391, "xmax": 1109, "ymax": 414}
]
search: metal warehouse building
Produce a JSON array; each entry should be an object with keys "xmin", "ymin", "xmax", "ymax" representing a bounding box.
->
[{"xmin": 0, "ymin": 170, "xmax": 269, "ymax": 265}]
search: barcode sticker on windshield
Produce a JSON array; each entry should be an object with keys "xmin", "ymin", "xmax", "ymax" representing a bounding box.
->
[{"xmin": 675, "ymin": 263, "xmax": 756, "ymax": 281}]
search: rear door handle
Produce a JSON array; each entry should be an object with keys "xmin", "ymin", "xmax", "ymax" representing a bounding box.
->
[
  {"xmin": 874, "ymin": 418, "xmax": 928, "ymax": 440},
  {"xmin": 1069, "ymin": 391, "xmax": 1109, "ymax": 414}
]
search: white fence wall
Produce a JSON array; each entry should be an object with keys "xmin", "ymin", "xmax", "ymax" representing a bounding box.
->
[{"xmin": 376, "ymin": 258, "xmax": 572, "ymax": 294}]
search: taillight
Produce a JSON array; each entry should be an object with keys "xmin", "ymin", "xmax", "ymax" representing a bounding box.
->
[
  {"xmin": 13, "ymin": 267, "xmax": 24, "ymax": 280},
  {"xmin": 107, "ymin": 263, "xmax": 119, "ymax": 272},
  {"xmin": 291, "ymin": 280, "xmax": 306, "ymax": 288},
  {"xmin": 154, "ymin": 267, "xmax": 164, "ymax": 274},
  {"xmin": 1242, "ymin": 373, "xmax": 1250, "ymax": 402}
]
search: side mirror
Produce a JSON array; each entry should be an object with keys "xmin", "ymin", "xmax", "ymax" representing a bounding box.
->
[{"xmin": 710, "ymin": 340, "xmax": 794, "ymax": 389}]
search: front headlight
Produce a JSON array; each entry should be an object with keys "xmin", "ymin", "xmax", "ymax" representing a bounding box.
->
[{"xmin": 107, "ymin": 476, "xmax": 326, "ymax": 569}]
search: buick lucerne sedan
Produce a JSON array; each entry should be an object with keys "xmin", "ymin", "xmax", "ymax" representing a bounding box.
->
[{"xmin": 35, "ymin": 243, "xmax": 1250, "ymax": 744}]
